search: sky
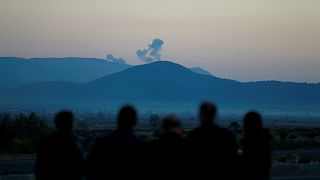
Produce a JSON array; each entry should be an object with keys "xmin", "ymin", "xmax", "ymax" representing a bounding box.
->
[{"xmin": 0, "ymin": 0, "xmax": 319, "ymax": 82}]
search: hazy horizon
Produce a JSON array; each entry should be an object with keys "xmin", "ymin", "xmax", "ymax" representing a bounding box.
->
[{"xmin": 1, "ymin": 0, "xmax": 319, "ymax": 82}]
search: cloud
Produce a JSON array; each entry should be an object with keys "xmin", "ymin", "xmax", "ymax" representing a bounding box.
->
[
  {"xmin": 136, "ymin": 38, "xmax": 164, "ymax": 63},
  {"xmin": 106, "ymin": 54, "xmax": 126, "ymax": 64}
]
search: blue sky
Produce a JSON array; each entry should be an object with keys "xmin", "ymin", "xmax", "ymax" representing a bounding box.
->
[{"xmin": 0, "ymin": 0, "xmax": 319, "ymax": 82}]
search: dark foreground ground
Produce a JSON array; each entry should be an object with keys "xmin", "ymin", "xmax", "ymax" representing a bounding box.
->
[
  {"xmin": 1, "ymin": 150, "xmax": 320, "ymax": 180},
  {"xmin": 1, "ymin": 174, "xmax": 320, "ymax": 180}
]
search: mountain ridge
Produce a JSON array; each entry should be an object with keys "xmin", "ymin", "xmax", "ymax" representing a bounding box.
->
[
  {"xmin": 0, "ymin": 57, "xmax": 217, "ymax": 87},
  {"xmin": 0, "ymin": 60, "xmax": 319, "ymax": 110},
  {"xmin": 0, "ymin": 57, "xmax": 131, "ymax": 87}
]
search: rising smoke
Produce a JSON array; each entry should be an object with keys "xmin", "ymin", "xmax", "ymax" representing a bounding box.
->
[
  {"xmin": 136, "ymin": 39, "xmax": 164, "ymax": 63},
  {"xmin": 106, "ymin": 54, "xmax": 126, "ymax": 64}
]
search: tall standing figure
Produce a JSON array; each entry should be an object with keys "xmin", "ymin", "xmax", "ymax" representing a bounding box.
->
[
  {"xmin": 150, "ymin": 115, "xmax": 185, "ymax": 178},
  {"xmin": 186, "ymin": 102, "xmax": 239, "ymax": 179},
  {"xmin": 87, "ymin": 105, "xmax": 142, "ymax": 180},
  {"xmin": 242, "ymin": 111, "xmax": 272, "ymax": 180},
  {"xmin": 35, "ymin": 111, "xmax": 84, "ymax": 180}
]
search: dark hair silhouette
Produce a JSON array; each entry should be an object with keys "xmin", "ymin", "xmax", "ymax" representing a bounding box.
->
[
  {"xmin": 241, "ymin": 111, "xmax": 272, "ymax": 180},
  {"xmin": 162, "ymin": 115, "xmax": 182, "ymax": 133},
  {"xmin": 117, "ymin": 105, "xmax": 137, "ymax": 132},
  {"xmin": 244, "ymin": 111, "xmax": 262, "ymax": 134},
  {"xmin": 199, "ymin": 102, "xmax": 217, "ymax": 125},
  {"xmin": 55, "ymin": 111, "xmax": 74, "ymax": 134},
  {"xmin": 158, "ymin": 115, "xmax": 184, "ymax": 143}
]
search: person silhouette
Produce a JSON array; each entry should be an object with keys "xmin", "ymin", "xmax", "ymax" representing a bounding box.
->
[
  {"xmin": 144, "ymin": 115, "xmax": 186, "ymax": 179},
  {"xmin": 87, "ymin": 105, "xmax": 142, "ymax": 180},
  {"xmin": 35, "ymin": 111, "xmax": 84, "ymax": 180},
  {"xmin": 241, "ymin": 111, "xmax": 272, "ymax": 180},
  {"xmin": 157, "ymin": 115, "xmax": 183, "ymax": 145},
  {"xmin": 186, "ymin": 102, "xmax": 239, "ymax": 179}
]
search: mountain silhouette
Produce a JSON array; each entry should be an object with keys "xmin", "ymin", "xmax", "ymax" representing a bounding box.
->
[
  {"xmin": 0, "ymin": 57, "xmax": 213, "ymax": 88},
  {"xmin": 0, "ymin": 61, "xmax": 319, "ymax": 110},
  {"xmin": 82, "ymin": 61, "xmax": 238, "ymax": 102},
  {"xmin": 0, "ymin": 57, "xmax": 130, "ymax": 87}
]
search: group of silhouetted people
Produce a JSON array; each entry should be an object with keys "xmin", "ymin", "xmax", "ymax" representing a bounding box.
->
[{"xmin": 35, "ymin": 102, "xmax": 272, "ymax": 180}]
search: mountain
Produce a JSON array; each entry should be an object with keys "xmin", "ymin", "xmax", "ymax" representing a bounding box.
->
[
  {"xmin": 189, "ymin": 67, "xmax": 214, "ymax": 76},
  {"xmin": 0, "ymin": 61, "xmax": 319, "ymax": 110},
  {"xmin": 83, "ymin": 61, "xmax": 320, "ymax": 105},
  {"xmin": 0, "ymin": 57, "xmax": 131, "ymax": 87},
  {"xmin": 0, "ymin": 57, "xmax": 214, "ymax": 87},
  {"xmin": 83, "ymin": 61, "xmax": 238, "ymax": 102}
]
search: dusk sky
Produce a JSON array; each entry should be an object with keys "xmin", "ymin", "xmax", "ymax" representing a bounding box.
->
[{"xmin": 0, "ymin": 0, "xmax": 319, "ymax": 82}]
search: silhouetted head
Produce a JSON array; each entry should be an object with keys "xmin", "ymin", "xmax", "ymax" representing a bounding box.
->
[
  {"xmin": 162, "ymin": 115, "xmax": 182, "ymax": 135},
  {"xmin": 243, "ymin": 111, "xmax": 263, "ymax": 135},
  {"xmin": 199, "ymin": 102, "xmax": 217, "ymax": 126},
  {"xmin": 117, "ymin": 105, "xmax": 137, "ymax": 132},
  {"xmin": 55, "ymin": 111, "xmax": 74, "ymax": 135}
]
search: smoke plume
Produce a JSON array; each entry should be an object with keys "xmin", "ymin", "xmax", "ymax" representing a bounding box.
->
[
  {"xmin": 136, "ymin": 39, "xmax": 164, "ymax": 63},
  {"xmin": 106, "ymin": 54, "xmax": 126, "ymax": 64}
]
